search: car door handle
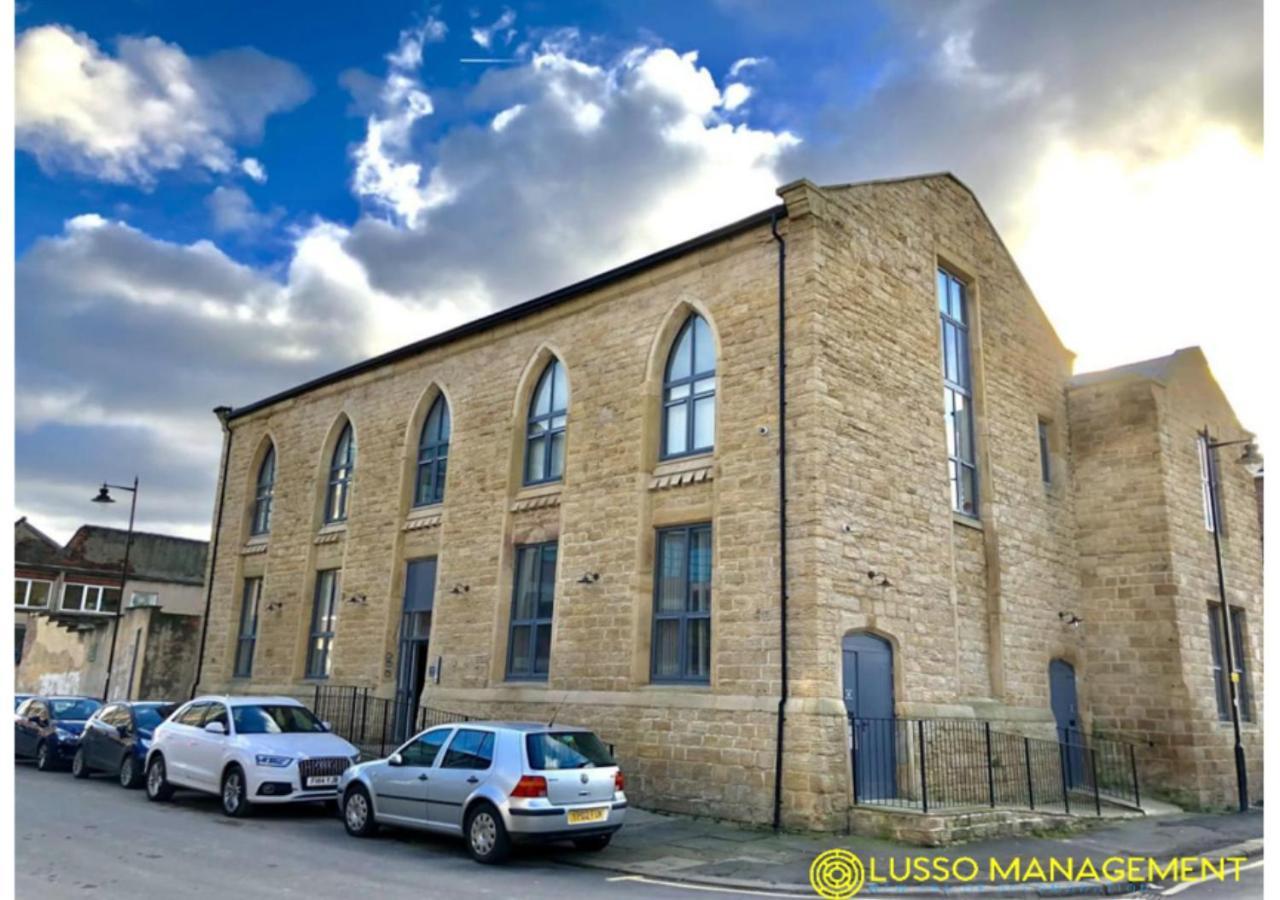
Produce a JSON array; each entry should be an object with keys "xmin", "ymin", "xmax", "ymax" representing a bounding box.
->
[
  {"xmin": 466, "ymin": 776, "xmax": 479, "ymax": 784},
  {"xmin": 417, "ymin": 773, "xmax": 429, "ymax": 781}
]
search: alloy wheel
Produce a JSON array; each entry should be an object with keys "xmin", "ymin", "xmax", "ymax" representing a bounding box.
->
[
  {"xmin": 147, "ymin": 760, "xmax": 164, "ymax": 796},
  {"xmin": 470, "ymin": 810, "xmax": 497, "ymax": 857},
  {"xmin": 345, "ymin": 792, "xmax": 368, "ymax": 832},
  {"xmin": 222, "ymin": 770, "xmax": 244, "ymax": 814},
  {"xmin": 120, "ymin": 757, "xmax": 135, "ymax": 787}
]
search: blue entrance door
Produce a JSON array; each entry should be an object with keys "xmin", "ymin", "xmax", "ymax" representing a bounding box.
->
[
  {"xmin": 843, "ymin": 633, "xmax": 895, "ymax": 800},
  {"xmin": 394, "ymin": 558, "xmax": 436, "ymax": 742},
  {"xmin": 1049, "ymin": 659, "xmax": 1084, "ymax": 788}
]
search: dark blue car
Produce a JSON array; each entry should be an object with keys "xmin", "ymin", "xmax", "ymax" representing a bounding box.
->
[
  {"xmin": 15, "ymin": 696, "xmax": 103, "ymax": 770},
  {"xmin": 73, "ymin": 701, "xmax": 177, "ymax": 788}
]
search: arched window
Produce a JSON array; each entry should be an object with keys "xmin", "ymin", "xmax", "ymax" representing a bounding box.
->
[
  {"xmin": 524, "ymin": 359, "xmax": 567, "ymax": 485},
  {"xmin": 662, "ymin": 314, "xmax": 716, "ymax": 458},
  {"xmin": 251, "ymin": 444, "xmax": 275, "ymax": 535},
  {"xmin": 415, "ymin": 395, "xmax": 451, "ymax": 506},
  {"xmin": 325, "ymin": 423, "xmax": 355, "ymax": 524}
]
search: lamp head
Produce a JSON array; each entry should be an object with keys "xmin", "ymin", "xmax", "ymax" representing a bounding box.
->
[
  {"xmin": 1239, "ymin": 442, "xmax": 1262, "ymax": 466},
  {"xmin": 92, "ymin": 485, "xmax": 115, "ymax": 504}
]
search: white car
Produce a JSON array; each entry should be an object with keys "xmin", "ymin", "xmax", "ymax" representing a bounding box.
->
[{"xmin": 144, "ymin": 695, "xmax": 359, "ymax": 817}]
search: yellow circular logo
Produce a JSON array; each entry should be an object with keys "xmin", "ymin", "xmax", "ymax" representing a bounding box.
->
[{"xmin": 809, "ymin": 849, "xmax": 866, "ymax": 899}]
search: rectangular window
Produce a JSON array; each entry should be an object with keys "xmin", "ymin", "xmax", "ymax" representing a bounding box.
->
[
  {"xmin": 60, "ymin": 583, "xmax": 120, "ymax": 613},
  {"xmin": 234, "ymin": 577, "xmax": 262, "ymax": 678},
  {"xmin": 1038, "ymin": 419, "xmax": 1052, "ymax": 485},
  {"xmin": 15, "ymin": 625, "xmax": 26, "ymax": 666},
  {"xmin": 306, "ymin": 570, "xmax": 340, "ymax": 679},
  {"xmin": 1208, "ymin": 603, "xmax": 1253, "ymax": 722},
  {"xmin": 1198, "ymin": 436, "xmax": 1227, "ymax": 535},
  {"xmin": 14, "ymin": 579, "xmax": 52, "ymax": 609},
  {"xmin": 938, "ymin": 268, "xmax": 978, "ymax": 517},
  {"xmin": 506, "ymin": 542, "xmax": 557, "ymax": 681},
  {"xmin": 651, "ymin": 523, "xmax": 712, "ymax": 683}
]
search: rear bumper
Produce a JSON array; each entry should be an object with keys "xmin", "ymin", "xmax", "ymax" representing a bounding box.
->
[{"xmin": 505, "ymin": 800, "xmax": 627, "ymax": 839}]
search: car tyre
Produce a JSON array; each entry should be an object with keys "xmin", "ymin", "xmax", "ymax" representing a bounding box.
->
[
  {"xmin": 119, "ymin": 755, "xmax": 143, "ymax": 789},
  {"xmin": 572, "ymin": 834, "xmax": 613, "ymax": 852},
  {"xmin": 35, "ymin": 741, "xmax": 55, "ymax": 772},
  {"xmin": 221, "ymin": 765, "xmax": 252, "ymax": 818},
  {"xmin": 342, "ymin": 784, "xmax": 378, "ymax": 838},
  {"xmin": 464, "ymin": 801, "xmax": 511, "ymax": 865},
  {"xmin": 71, "ymin": 748, "xmax": 90, "ymax": 779},
  {"xmin": 146, "ymin": 755, "xmax": 174, "ymax": 801}
]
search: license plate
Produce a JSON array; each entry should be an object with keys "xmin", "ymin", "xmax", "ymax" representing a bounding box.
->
[
  {"xmin": 306, "ymin": 775, "xmax": 339, "ymax": 788},
  {"xmin": 566, "ymin": 806, "xmax": 607, "ymax": 825}
]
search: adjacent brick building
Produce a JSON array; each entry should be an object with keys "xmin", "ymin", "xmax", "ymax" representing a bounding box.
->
[{"xmin": 194, "ymin": 175, "xmax": 1263, "ymax": 830}]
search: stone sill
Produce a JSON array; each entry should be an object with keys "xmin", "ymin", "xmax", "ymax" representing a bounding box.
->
[
  {"xmin": 650, "ymin": 454, "xmax": 715, "ymax": 491},
  {"xmin": 511, "ymin": 482, "xmax": 563, "ymax": 512},
  {"xmin": 241, "ymin": 539, "xmax": 269, "ymax": 556},
  {"xmin": 404, "ymin": 505, "xmax": 443, "ymax": 532},
  {"xmin": 952, "ymin": 511, "xmax": 983, "ymax": 531},
  {"xmin": 314, "ymin": 523, "xmax": 347, "ymax": 545}
]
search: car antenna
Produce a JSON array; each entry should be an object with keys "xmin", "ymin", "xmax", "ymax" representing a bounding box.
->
[{"xmin": 547, "ymin": 691, "xmax": 571, "ymax": 728}]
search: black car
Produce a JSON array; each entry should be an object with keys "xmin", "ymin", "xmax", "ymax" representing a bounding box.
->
[
  {"xmin": 15, "ymin": 696, "xmax": 103, "ymax": 770},
  {"xmin": 73, "ymin": 701, "xmax": 177, "ymax": 788}
]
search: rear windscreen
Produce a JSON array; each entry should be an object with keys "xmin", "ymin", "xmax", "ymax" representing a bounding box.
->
[{"xmin": 526, "ymin": 731, "xmax": 614, "ymax": 769}]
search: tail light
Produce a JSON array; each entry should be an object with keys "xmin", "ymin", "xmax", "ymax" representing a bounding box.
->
[
  {"xmin": 510, "ymin": 775, "xmax": 548, "ymax": 798},
  {"xmin": 614, "ymin": 770, "xmax": 625, "ymax": 792}
]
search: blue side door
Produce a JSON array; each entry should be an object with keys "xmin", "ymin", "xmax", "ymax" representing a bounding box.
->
[
  {"xmin": 1049, "ymin": 659, "xmax": 1084, "ymax": 788},
  {"xmin": 843, "ymin": 633, "xmax": 895, "ymax": 800}
]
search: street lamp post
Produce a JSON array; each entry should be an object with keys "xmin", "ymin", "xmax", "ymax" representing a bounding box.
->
[
  {"xmin": 1199, "ymin": 427, "xmax": 1258, "ymax": 814},
  {"xmin": 91, "ymin": 477, "xmax": 139, "ymax": 703}
]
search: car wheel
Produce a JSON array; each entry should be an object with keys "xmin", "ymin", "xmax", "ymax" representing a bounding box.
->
[
  {"xmin": 119, "ymin": 755, "xmax": 143, "ymax": 789},
  {"xmin": 464, "ymin": 802, "xmax": 511, "ymax": 865},
  {"xmin": 35, "ymin": 741, "xmax": 54, "ymax": 772},
  {"xmin": 146, "ymin": 755, "xmax": 174, "ymax": 801},
  {"xmin": 221, "ymin": 765, "xmax": 252, "ymax": 818},
  {"xmin": 572, "ymin": 834, "xmax": 613, "ymax": 852},
  {"xmin": 342, "ymin": 785, "xmax": 378, "ymax": 837},
  {"xmin": 71, "ymin": 748, "xmax": 90, "ymax": 779}
]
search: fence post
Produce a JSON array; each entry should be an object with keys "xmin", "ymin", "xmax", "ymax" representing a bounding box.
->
[
  {"xmin": 313, "ymin": 683, "xmax": 320, "ymax": 714},
  {"xmin": 380, "ymin": 698, "xmax": 389, "ymax": 758},
  {"xmin": 1129, "ymin": 744, "xmax": 1141, "ymax": 809},
  {"xmin": 1024, "ymin": 737, "xmax": 1035, "ymax": 810},
  {"xmin": 1058, "ymin": 741, "xmax": 1071, "ymax": 815},
  {"xmin": 850, "ymin": 717, "xmax": 860, "ymax": 805},
  {"xmin": 1090, "ymin": 748, "xmax": 1102, "ymax": 817},
  {"xmin": 917, "ymin": 720, "xmax": 929, "ymax": 814},
  {"xmin": 985, "ymin": 721, "xmax": 996, "ymax": 808}
]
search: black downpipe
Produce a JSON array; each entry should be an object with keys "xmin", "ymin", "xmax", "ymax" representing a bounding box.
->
[
  {"xmin": 770, "ymin": 212, "xmax": 789, "ymax": 831},
  {"xmin": 191, "ymin": 406, "xmax": 234, "ymax": 699}
]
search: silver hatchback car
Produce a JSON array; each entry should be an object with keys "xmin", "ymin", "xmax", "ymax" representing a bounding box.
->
[{"xmin": 337, "ymin": 721, "xmax": 626, "ymax": 863}]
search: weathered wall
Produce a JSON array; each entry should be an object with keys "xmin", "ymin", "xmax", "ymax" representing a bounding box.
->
[
  {"xmin": 137, "ymin": 611, "xmax": 203, "ymax": 701},
  {"xmin": 15, "ymin": 617, "xmax": 110, "ymax": 696}
]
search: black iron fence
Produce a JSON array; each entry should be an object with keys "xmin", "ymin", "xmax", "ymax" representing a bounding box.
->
[
  {"xmin": 312, "ymin": 684, "xmax": 469, "ymax": 759},
  {"xmin": 849, "ymin": 717, "xmax": 1141, "ymax": 816}
]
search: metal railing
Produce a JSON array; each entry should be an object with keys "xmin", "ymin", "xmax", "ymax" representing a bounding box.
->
[
  {"xmin": 312, "ymin": 684, "xmax": 469, "ymax": 759},
  {"xmin": 849, "ymin": 717, "xmax": 1141, "ymax": 816}
]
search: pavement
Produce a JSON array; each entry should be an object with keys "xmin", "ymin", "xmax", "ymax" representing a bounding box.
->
[{"xmin": 15, "ymin": 761, "xmax": 1264, "ymax": 898}]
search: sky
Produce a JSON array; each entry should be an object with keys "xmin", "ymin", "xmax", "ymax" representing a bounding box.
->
[{"xmin": 12, "ymin": 0, "xmax": 1265, "ymax": 542}]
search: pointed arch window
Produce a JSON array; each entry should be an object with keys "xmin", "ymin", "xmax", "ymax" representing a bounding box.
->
[
  {"xmin": 251, "ymin": 444, "xmax": 275, "ymax": 535},
  {"xmin": 416, "ymin": 395, "xmax": 451, "ymax": 506},
  {"xmin": 524, "ymin": 359, "xmax": 568, "ymax": 485},
  {"xmin": 662, "ymin": 314, "xmax": 716, "ymax": 459},
  {"xmin": 325, "ymin": 423, "xmax": 355, "ymax": 524}
]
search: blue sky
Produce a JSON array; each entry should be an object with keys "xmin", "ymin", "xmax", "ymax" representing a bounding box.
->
[{"xmin": 13, "ymin": 1, "xmax": 1264, "ymax": 539}]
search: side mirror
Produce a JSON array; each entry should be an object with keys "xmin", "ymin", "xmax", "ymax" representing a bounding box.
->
[
  {"xmin": 387, "ymin": 752, "xmax": 403, "ymax": 767},
  {"xmin": 321, "ymin": 720, "xmax": 332, "ymax": 732},
  {"xmin": 204, "ymin": 721, "xmax": 227, "ymax": 735},
  {"xmin": 116, "ymin": 725, "xmax": 130, "ymax": 739}
]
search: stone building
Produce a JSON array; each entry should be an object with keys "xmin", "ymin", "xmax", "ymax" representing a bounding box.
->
[
  {"xmin": 194, "ymin": 175, "xmax": 1262, "ymax": 831},
  {"xmin": 15, "ymin": 519, "xmax": 208, "ymax": 701}
]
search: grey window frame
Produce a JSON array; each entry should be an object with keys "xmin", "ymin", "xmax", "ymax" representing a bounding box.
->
[
  {"xmin": 1038, "ymin": 419, "xmax": 1052, "ymax": 485},
  {"xmin": 441, "ymin": 728, "xmax": 496, "ymax": 770},
  {"xmin": 325, "ymin": 424, "xmax": 355, "ymax": 524},
  {"xmin": 15, "ymin": 578, "xmax": 52, "ymax": 609},
  {"xmin": 415, "ymin": 395, "xmax": 451, "ymax": 507},
  {"xmin": 938, "ymin": 268, "xmax": 979, "ymax": 517},
  {"xmin": 505, "ymin": 542, "xmax": 558, "ymax": 681},
  {"xmin": 650, "ymin": 523, "xmax": 712, "ymax": 684},
  {"xmin": 660, "ymin": 314, "xmax": 716, "ymax": 460},
  {"xmin": 1198, "ymin": 435, "xmax": 1227, "ymax": 536},
  {"xmin": 306, "ymin": 569, "xmax": 340, "ymax": 679},
  {"xmin": 252, "ymin": 444, "xmax": 275, "ymax": 535},
  {"xmin": 523, "ymin": 360, "xmax": 568, "ymax": 486},
  {"xmin": 1210, "ymin": 603, "xmax": 1253, "ymax": 722},
  {"xmin": 234, "ymin": 577, "xmax": 262, "ymax": 678}
]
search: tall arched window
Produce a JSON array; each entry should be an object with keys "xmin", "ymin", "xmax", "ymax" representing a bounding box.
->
[
  {"xmin": 662, "ymin": 314, "xmax": 716, "ymax": 458},
  {"xmin": 524, "ymin": 359, "xmax": 567, "ymax": 485},
  {"xmin": 325, "ymin": 423, "xmax": 355, "ymax": 524},
  {"xmin": 415, "ymin": 395, "xmax": 451, "ymax": 506},
  {"xmin": 251, "ymin": 444, "xmax": 275, "ymax": 535}
]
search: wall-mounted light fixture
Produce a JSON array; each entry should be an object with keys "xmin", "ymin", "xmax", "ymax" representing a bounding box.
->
[
  {"xmin": 866, "ymin": 570, "xmax": 893, "ymax": 588},
  {"xmin": 265, "ymin": 601, "xmax": 284, "ymax": 613},
  {"xmin": 577, "ymin": 572, "xmax": 600, "ymax": 585},
  {"xmin": 1057, "ymin": 611, "xmax": 1082, "ymax": 629},
  {"xmin": 346, "ymin": 594, "xmax": 368, "ymax": 606},
  {"xmin": 450, "ymin": 584, "xmax": 470, "ymax": 595}
]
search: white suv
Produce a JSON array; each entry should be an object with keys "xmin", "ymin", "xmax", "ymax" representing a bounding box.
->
[{"xmin": 145, "ymin": 695, "xmax": 359, "ymax": 817}]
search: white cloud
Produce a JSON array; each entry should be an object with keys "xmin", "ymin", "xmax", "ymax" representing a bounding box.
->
[
  {"xmin": 490, "ymin": 104, "xmax": 526, "ymax": 132},
  {"xmin": 240, "ymin": 157, "xmax": 267, "ymax": 182},
  {"xmin": 15, "ymin": 24, "xmax": 310, "ymax": 186},
  {"xmin": 722, "ymin": 83, "xmax": 752, "ymax": 110},
  {"xmin": 471, "ymin": 8, "xmax": 516, "ymax": 49},
  {"xmin": 205, "ymin": 186, "xmax": 282, "ymax": 234},
  {"xmin": 728, "ymin": 56, "xmax": 765, "ymax": 77}
]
